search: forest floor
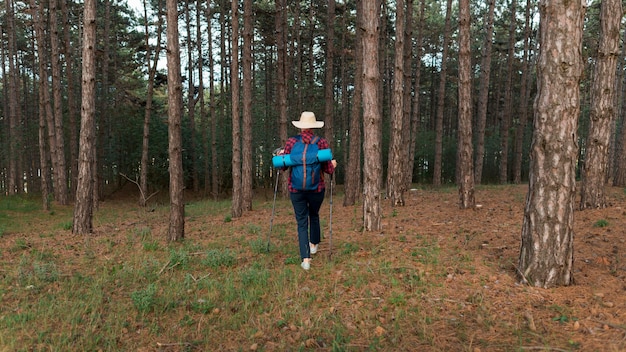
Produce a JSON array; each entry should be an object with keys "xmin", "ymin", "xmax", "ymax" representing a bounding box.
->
[{"xmin": 1, "ymin": 183, "xmax": 625, "ymax": 351}]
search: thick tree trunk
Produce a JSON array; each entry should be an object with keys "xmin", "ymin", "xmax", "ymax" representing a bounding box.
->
[
  {"xmin": 231, "ymin": 0, "xmax": 243, "ymax": 218},
  {"xmin": 580, "ymin": 0, "xmax": 621, "ymax": 209},
  {"xmin": 406, "ymin": 0, "xmax": 424, "ymax": 189},
  {"xmin": 499, "ymin": 0, "xmax": 517, "ymax": 184},
  {"xmin": 275, "ymin": 0, "xmax": 289, "ymax": 196},
  {"xmin": 519, "ymin": 0, "xmax": 586, "ymax": 288},
  {"xmin": 166, "ymin": 0, "xmax": 185, "ymax": 241},
  {"xmin": 73, "ymin": 0, "xmax": 97, "ymax": 235},
  {"xmin": 457, "ymin": 0, "xmax": 474, "ymax": 209},
  {"xmin": 6, "ymin": 0, "xmax": 19, "ymax": 195},
  {"xmin": 513, "ymin": 0, "xmax": 533, "ymax": 184},
  {"xmin": 362, "ymin": 0, "xmax": 382, "ymax": 232},
  {"xmin": 242, "ymin": 0, "xmax": 253, "ymax": 211},
  {"xmin": 474, "ymin": 0, "xmax": 495, "ymax": 185},
  {"xmin": 433, "ymin": 0, "xmax": 452, "ymax": 187},
  {"xmin": 61, "ymin": 0, "xmax": 78, "ymax": 195},
  {"xmin": 343, "ymin": 0, "xmax": 364, "ymax": 207},
  {"xmin": 30, "ymin": 0, "xmax": 51, "ymax": 210},
  {"xmin": 386, "ymin": 0, "xmax": 406, "ymax": 206}
]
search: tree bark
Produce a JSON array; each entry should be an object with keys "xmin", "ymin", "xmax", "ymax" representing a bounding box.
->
[
  {"xmin": 275, "ymin": 0, "xmax": 289, "ymax": 197},
  {"xmin": 343, "ymin": 0, "xmax": 364, "ymax": 207},
  {"xmin": 519, "ymin": 0, "xmax": 586, "ymax": 288},
  {"xmin": 242, "ymin": 0, "xmax": 253, "ymax": 211},
  {"xmin": 61, "ymin": 0, "xmax": 78, "ymax": 196},
  {"xmin": 579, "ymin": 0, "xmax": 621, "ymax": 209},
  {"xmin": 474, "ymin": 0, "xmax": 495, "ymax": 185},
  {"xmin": 386, "ymin": 0, "xmax": 406, "ymax": 206},
  {"xmin": 231, "ymin": 0, "xmax": 243, "ymax": 218},
  {"xmin": 73, "ymin": 0, "xmax": 97, "ymax": 235},
  {"xmin": 30, "ymin": 0, "xmax": 51, "ymax": 210},
  {"xmin": 166, "ymin": 0, "xmax": 185, "ymax": 241},
  {"xmin": 457, "ymin": 0, "xmax": 475, "ymax": 209},
  {"xmin": 6, "ymin": 0, "xmax": 20, "ymax": 195},
  {"xmin": 406, "ymin": 0, "xmax": 424, "ymax": 189},
  {"xmin": 432, "ymin": 0, "xmax": 452, "ymax": 187},
  {"xmin": 362, "ymin": 0, "xmax": 382, "ymax": 232},
  {"xmin": 499, "ymin": 0, "xmax": 517, "ymax": 184},
  {"xmin": 513, "ymin": 0, "xmax": 534, "ymax": 184}
]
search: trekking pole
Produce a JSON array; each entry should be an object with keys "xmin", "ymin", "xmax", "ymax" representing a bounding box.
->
[
  {"xmin": 267, "ymin": 169, "xmax": 280, "ymax": 252},
  {"xmin": 328, "ymin": 173, "xmax": 334, "ymax": 260}
]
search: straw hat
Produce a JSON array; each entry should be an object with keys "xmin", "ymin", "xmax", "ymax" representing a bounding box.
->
[{"xmin": 292, "ymin": 111, "xmax": 324, "ymax": 129}]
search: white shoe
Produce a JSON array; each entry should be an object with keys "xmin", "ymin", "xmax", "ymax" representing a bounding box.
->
[
  {"xmin": 310, "ymin": 243, "xmax": 318, "ymax": 254},
  {"xmin": 301, "ymin": 260, "xmax": 310, "ymax": 270}
]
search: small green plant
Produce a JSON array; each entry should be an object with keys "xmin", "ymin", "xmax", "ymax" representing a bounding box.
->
[
  {"xmin": 341, "ymin": 242, "xmax": 359, "ymax": 255},
  {"xmin": 249, "ymin": 238, "xmax": 268, "ymax": 254},
  {"xmin": 391, "ymin": 209, "xmax": 398, "ymax": 217},
  {"xmin": 142, "ymin": 241, "xmax": 160, "ymax": 251},
  {"xmin": 201, "ymin": 249, "xmax": 236, "ymax": 268},
  {"xmin": 58, "ymin": 221, "xmax": 73, "ymax": 231},
  {"xmin": 134, "ymin": 227, "xmax": 152, "ymax": 240},
  {"xmin": 593, "ymin": 219, "xmax": 609, "ymax": 228},
  {"xmin": 550, "ymin": 305, "xmax": 576, "ymax": 324},
  {"xmin": 224, "ymin": 215, "xmax": 232, "ymax": 222},
  {"xmin": 131, "ymin": 283, "xmax": 158, "ymax": 313},
  {"xmin": 167, "ymin": 248, "xmax": 190, "ymax": 270},
  {"xmin": 245, "ymin": 223, "xmax": 262, "ymax": 235},
  {"xmin": 11, "ymin": 238, "xmax": 30, "ymax": 252}
]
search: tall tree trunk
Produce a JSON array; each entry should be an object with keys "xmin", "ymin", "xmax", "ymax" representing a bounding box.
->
[
  {"xmin": 324, "ymin": 0, "xmax": 336, "ymax": 149},
  {"xmin": 433, "ymin": 0, "xmax": 452, "ymax": 187},
  {"xmin": 513, "ymin": 0, "xmax": 534, "ymax": 184},
  {"xmin": 401, "ymin": 0, "xmax": 413, "ymax": 190},
  {"xmin": 73, "ymin": 0, "xmax": 97, "ymax": 235},
  {"xmin": 499, "ymin": 0, "xmax": 517, "ymax": 184},
  {"xmin": 50, "ymin": 0, "xmax": 68, "ymax": 204},
  {"xmin": 242, "ymin": 0, "xmax": 253, "ymax": 211},
  {"xmin": 406, "ymin": 0, "xmax": 424, "ymax": 189},
  {"xmin": 386, "ymin": 0, "xmax": 406, "ymax": 206},
  {"xmin": 30, "ymin": 0, "xmax": 51, "ymax": 210},
  {"xmin": 185, "ymin": 0, "xmax": 199, "ymax": 193},
  {"xmin": 275, "ymin": 0, "xmax": 289, "ymax": 196},
  {"xmin": 580, "ymin": 0, "xmax": 621, "ymax": 209},
  {"xmin": 474, "ymin": 0, "xmax": 496, "ymax": 185},
  {"xmin": 458, "ymin": 0, "xmax": 475, "ymax": 209},
  {"xmin": 140, "ymin": 0, "xmax": 163, "ymax": 206},
  {"xmin": 207, "ymin": 2, "xmax": 218, "ymax": 197},
  {"xmin": 611, "ymin": 27, "xmax": 626, "ymax": 186},
  {"xmin": 61, "ymin": 0, "xmax": 78, "ymax": 196},
  {"xmin": 215, "ymin": 0, "xmax": 228, "ymax": 199},
  {"xmin": 231, "ymin": 0, "xmax": 243, "ymax": 218},
  {"xmin": 519, "ymin": 0, "xmax": 586, "ymax": 288},
  {"xmin": 362, "ymin": 0, "xmax": 382, "ymax": 232},
  {"xmin": 6, "ymin": 0, "xmax": 19, "ymax": 195},
  {"xmin": 343, "ymin": 0, "xmax": 364, "ymax": 207},
  {"xmin": 166, "ymin": 0, "xmax": 185, "ymax": 241},
  {"xmin": 95, "ymin": 0, "xmax": 112, "ymax": 207},
  {"xmin": 198, "ymin": 0, "xmax": 207, "ymax": 195}
]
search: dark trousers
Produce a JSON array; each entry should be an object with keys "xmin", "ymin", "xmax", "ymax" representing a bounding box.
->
[{"xmin": 290, "ymin": 189, "xmax": 325, "ymax": 260}]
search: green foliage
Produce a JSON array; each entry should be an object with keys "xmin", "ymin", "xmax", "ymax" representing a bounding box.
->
[
  {"xmin": 131, "ymin": 283, "xmax": 158, "ymax": 313},
  {"xmin": 593, "ymin": 219, "xmax": 609, "ymax": 228},
  {"xmin": 201, "ymin": 249, "xmax": 236, "ymax": 268}
]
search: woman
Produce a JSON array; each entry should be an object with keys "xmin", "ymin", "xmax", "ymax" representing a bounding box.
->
[{"xmin": 280, "ymin": 111, "xmax": 337, "ymax": 270}]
